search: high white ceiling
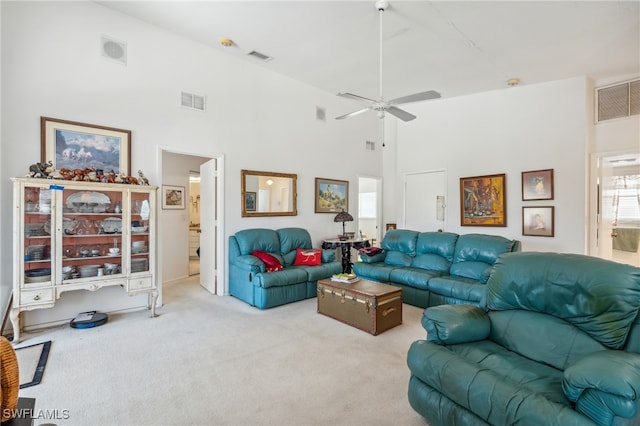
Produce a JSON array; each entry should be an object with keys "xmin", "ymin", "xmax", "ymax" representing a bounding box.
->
[{"xmin": 98, "ymin": 1, "xmax": 640, "ymax": 103}]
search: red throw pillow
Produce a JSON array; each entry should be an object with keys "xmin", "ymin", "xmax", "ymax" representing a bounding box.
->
[
  {"xmin": 251, "ymin": 251, "xmax": 283, "ymax": 272},
  {"xmin": 294, "ymin": 248, "xmax": 322, "ymax": 266}
]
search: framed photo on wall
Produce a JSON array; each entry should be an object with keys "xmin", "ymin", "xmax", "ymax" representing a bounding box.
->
[
  {"xmin": 162, "ymin": 185, "xmax": 185, "ymax": 210},
  {"xmin": 245, "ymin": 191, "xmax": 256, "ymax": 212},
  {"xmin": 41, "ymin": 116, "xmax": 131, "ymax": 176},
  {"xmin": 522, "ymin": 206, "xmax": 555, "ymax": 237},
  {"xmin": 460, "ymin": 173, "xmax": 507, "ymax": 226},
  {"xmin": 522, "ymin": 169, "xmax": 554, "ymax": 200},
  {"xmin": 315, "ymin": 177, "xmax": 348, "ymax": 213}
]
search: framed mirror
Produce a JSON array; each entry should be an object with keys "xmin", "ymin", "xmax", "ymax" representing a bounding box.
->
[{"xmin": 241, "ymin": 169, "xmax": 297, "ymax": 217}]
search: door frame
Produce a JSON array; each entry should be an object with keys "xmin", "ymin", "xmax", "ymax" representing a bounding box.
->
[{"xmin": 157, "ymin": 146, "xmax": 225, "ymax": 304}]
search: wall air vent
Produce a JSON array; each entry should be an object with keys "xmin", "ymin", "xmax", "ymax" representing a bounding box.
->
[
  {"xmin": 101, "ymin": 36, "xmax": 127, "ymax": 65},
  {"xmin": 181, "ymin": 91, "xmax": 206, "ymax": 112},
  {"xmin": 247, "ymin": 50, "xmax": 273, "ymax": 62},
  {"xmin": 365, "ymin": 141, "xmax": 375, "ymax": 151},
  {"xmin": 596, "ymin": 79, "xmax": 640, "ymax": 122}
]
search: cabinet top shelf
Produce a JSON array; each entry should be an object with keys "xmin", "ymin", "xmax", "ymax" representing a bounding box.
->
[{"xmin": 11, "ymin": 176, "xmax": 158, "ymax": 191}]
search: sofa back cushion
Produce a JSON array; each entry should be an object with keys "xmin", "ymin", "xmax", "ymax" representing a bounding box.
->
[
  {"xmin": 488, "ymin": 252, "xmax": 640, "ymax": 350},
  {"xmin": 382, "ymin": 229, "xmax": 419, "ymax": 256},
  {"xmin": 449, "ymin": 234, "xmax": 518, "ymax": 281},
  {"xmin": 415, "ymin": 232, "xmax": 458, "ymax": 261},
  {"xmin": 489, "ymin": 310, "xmax": 606, "ymax": 370},
  {"xmin": 277, "ymin": 228, "xmax": 312, "ymax": 253},
  {"xmin": 234, "ymin": 228, "xmax": 281, "ymax": 255},
  {"xmin": 411, "ymin": 253, "xmax": 450, "ymax": 272}
]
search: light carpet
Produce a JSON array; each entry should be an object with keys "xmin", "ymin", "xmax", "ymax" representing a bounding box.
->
[
  {"xmin": 16, "ymin": 276, "xmax": 430, "ymax": 426},
  {"xmin": 15, "ymin": 340, "xmax": 51, "ymax": 388}
]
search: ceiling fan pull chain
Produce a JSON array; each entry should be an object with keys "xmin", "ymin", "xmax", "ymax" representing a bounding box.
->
[{"xmin": 379, "ymin": 5, "xmax": 383, "ymax": 101}]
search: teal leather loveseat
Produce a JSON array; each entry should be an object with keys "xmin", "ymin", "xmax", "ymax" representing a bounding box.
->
[
  {"xmin": 352, "ymin": 230, "xmax": 520, "ymax": 308},
  {"xmin": 407, "ymin": 252, "xmax": 640, "ymax": 425},
  {"xmin": 229, "ymin": 228, "xmax": 342, "ymax": 309}
]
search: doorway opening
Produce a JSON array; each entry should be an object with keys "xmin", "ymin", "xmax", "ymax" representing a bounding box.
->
[
  {"xmin": 358, "ymin": 176, "xmax": 382, "ymax": 247},
  {"xmin": 189, "ymin": 171, "xmax": 201, "ymax": 276},
  {"xmin": 590, "ymin": 150, "xmax": 640, "ymax": 267}
]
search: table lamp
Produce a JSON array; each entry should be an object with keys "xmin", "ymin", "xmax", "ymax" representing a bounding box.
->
[{"xmin": 334, "ymin": 209, "xmax": 354, "ymax": 238}]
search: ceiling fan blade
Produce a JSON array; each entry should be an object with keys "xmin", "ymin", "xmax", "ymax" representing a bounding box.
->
[
  {"xmin": 335, "ymin": 108, "xmax": 371, "ymax": 120},
  {"xmin": 337, "ymin": 92, "xmax": 377, "ymax": 103},
  {"xmin": 389, "ymin": 90, "xmax": 441, "ymax": 105},
  {"xmin": 386, "ymin": 106, "xmax": 416, "ymax": 122}
]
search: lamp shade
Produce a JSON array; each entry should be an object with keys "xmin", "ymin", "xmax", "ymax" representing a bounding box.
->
[{"xmin": 334, "ymin": 210, "xmax": 354, "ymax": 223}]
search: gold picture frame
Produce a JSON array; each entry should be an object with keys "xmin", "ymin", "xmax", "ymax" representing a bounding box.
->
[{"xmin": 460, "ymin": 173, "xmax": 507, "ymax": 226}]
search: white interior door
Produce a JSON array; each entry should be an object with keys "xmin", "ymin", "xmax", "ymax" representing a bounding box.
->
[
  {"xmin": 358, "ymin": 176, "xmax": 382, "ymax": 246},
  {"xmin": 199, "ymin": 159, "xmax": 217, "ymax": 293},
  {"xmin": 404, "ymin": 170, "xmax": 446, "ymax": 231}
]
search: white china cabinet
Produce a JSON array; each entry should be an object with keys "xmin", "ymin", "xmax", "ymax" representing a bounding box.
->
[{"xmin": 10, "ymin": 177, "xmax": 158, "ymax": 343}]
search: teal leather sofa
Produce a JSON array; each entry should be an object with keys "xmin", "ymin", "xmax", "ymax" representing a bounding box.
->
[
  {"xmin": 229, "ymin": 228, "xmax": 342, "ymax": 309},
  {"xmin": 352, "ymin": 230, "xmax": 520, "ymax": 308},
  {"xmin": 407, "ymin": 252, "xmax": 640, "ymax": 426}
]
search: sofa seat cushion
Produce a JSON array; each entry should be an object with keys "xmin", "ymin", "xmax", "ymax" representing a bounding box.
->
[
  {"xmin": 428, "ymin": 276, "xmax": 487, "ymax": 303},
  {"xmin": 253, "ymin": 268, "xmax": 308, "ymax": 288},
  {"xmin": 389, "ymin": 267, "xmax": 439, "ymax": 290},
  {"xmin": 292, "ymin": 262, "xmax": 342, "ymax": 281},
  {"xmin": 352, "ymin": 262, "xmax": 394, "ymax": 282},
  {"xmin": 407, "ymin": 340, "xmax": 589, "ymax": 425}
]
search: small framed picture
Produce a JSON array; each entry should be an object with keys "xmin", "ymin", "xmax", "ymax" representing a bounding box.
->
[
  {"xmin": 522, "ymin": 206, "xmax": 554, "ymax": 237},
  {"xmin": 245, "ymin": 191, "xmax": 256, "ymax": 212},
  {"xmin": 522, "ymin": 169, "xmax": 554, "ymax": 201},
  {"xmin": 385, "ymin": 223, "xmax": 397, "ymax": 231},
  {"xmin": 162, "ymin": 185, "xmax": 185, "ymax": 210}
]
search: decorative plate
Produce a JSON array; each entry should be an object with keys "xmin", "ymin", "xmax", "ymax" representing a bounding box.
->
[
  {"xmin": 44, "ymin": 217, "xmax": 78, "ymax": 235},
  {"xmin": 100, "ymin": 217, "xmax": 122, "ymax": 234},
  {"xmin": 66, "ymin": 191, "xmax": 111, "ymax": 209}
]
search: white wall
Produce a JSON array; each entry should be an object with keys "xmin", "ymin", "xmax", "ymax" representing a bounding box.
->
[
  {"xmin": 0, "ymin": 1, "xmax": 381, "ymax": 326},
  {"xmin": 392, "ymin": 77, "xmax": 590, "ymax": 254}
]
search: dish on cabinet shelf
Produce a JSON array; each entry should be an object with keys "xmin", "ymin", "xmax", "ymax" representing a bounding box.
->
[
  {"xmin": 66, "ymin": 191, "xmax": 111, "ymax": 211},
  {"xmin": 132, "ymin": 226, "xmax": 148, "ymax": 233},
  {"xmin": 44, "ymin": 217, "xmax": 78, "ymax": 235},
  {"xmin": 100, "ymin": 217, "xmax": 122, "ymax": 234}
]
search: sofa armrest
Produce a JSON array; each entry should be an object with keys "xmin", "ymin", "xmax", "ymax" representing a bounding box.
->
[
  {"xmin": 563, "ymin": 351, "xmax": 640, "ymax": 423},
  {"xmin": 230, "ymin": 254, "xmax": 266, "ymax": 273},
  {"xmin": 422, "ymin": 304, "xmax": 490, "ymax": 345},
  {"xmin": 322, "ymin": 249, "xmax": 336, "ymax": 263}
]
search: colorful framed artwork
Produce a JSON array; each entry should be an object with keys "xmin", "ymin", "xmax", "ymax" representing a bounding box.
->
[
  {"xmin": 523, "ymin": 206, "xmax": 555, "ymax": 237},
  {"xmin": 522, "ymin": 169, "xmax": 554, "ymax": 201},
  {"xmin": 460, "ymin": 173, "xmax": 507, "ymax": 226},
  {"xmin": 244, "ymin": 191, "xmax": 256, "ymax": 212},
  {"xmin": 315, "ymin": 177, "xmax": 348, "ymax": 213},
  {"xmin": 41, "ymin": 116, "xmax": 131, "ymax": 176},
  {"xmin": 162, "ymin": 185, "xmax": 185, "ymax": 210},
  {"xmin": 385, "ymin": 223, "xmax": 397, "ymax": 231}
]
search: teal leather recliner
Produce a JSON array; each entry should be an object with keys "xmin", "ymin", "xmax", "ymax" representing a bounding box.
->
[{"xmin": 407, "ymin": 252, "xmax": 640, "ymax": 425}]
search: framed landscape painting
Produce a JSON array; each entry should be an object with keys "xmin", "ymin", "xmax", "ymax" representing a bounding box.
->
[
  {"xmin": 315, "ymin": 178, "xmax": 348, "ymax": 213},
  {"xmin": 41, "ymin": 117, "xmax": 131, "ymax": 176},
  {"xmin": 460, "ymin": 173, "xmax": 506, "ymax": 226},
  {"xmin": 522, "ymin": 169, "xmax": 554, "ymax": 201},
  {"xmin": 245, "ymin": 191, "xmax": 256, "ymax": 212}
]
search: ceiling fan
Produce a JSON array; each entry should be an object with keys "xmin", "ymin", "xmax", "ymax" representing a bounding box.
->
[{"xmin": 336, "ymin": 0, "xmax": 441, "ymax": 123}]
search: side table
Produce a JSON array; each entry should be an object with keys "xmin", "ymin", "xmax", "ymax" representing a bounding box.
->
[{"xmin": 322, "ymin": 238, "xmax": 370, "ymax": 273}]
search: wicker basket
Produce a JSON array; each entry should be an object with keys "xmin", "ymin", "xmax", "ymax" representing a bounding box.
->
[{"xmin": 0, "ymin": 336, "xmax": 19, "ymax": 422}]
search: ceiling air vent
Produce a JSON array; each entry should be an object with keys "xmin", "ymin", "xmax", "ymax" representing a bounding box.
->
[
  {"xmin": 181, "ymin": 91, "xmax": 206, "ymax": 112},
  {"xmin": 596, "ymin": 79, "xmax": 640, "ymax": 122},
  {"xmin": 247, "ymin": 50, "xmax": 273, "ymax": 62},
  {"xmin": 101, "ymin": 36, "xmax": 127, "ymax": 65}
]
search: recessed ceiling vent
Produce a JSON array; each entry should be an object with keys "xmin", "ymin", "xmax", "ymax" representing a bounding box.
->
[
  {"xmin": 596, "ymin": 79, "xmax": 639, "ymax": 122},
  {"xmin": 181, "ymin": 91, "xmax": 206, "ymax": 112},
  {"xmin": 101, "ymin": 36, "xmax": 127, "ymax": 65},
  {"xmin": 247, "ymin": 50, "xmax": 273, "ymax": 62}
]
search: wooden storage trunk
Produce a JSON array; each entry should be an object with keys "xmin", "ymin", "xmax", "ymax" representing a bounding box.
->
[{"xmin": 317, "ymin": 279, "xmax": 402, "ymax": 335}]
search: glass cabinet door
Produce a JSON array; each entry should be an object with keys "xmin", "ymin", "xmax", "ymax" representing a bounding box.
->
[
  {"xmin": 129, "ymin": 191, "xmax": 151, "ymax": 274},
  {"xmin": 60, "ymin": 187, "xmax": 124, "ymax": 281},
  {"xmin": 22, "ymin": 184, "xmax": 54, "ymax": 286}
]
